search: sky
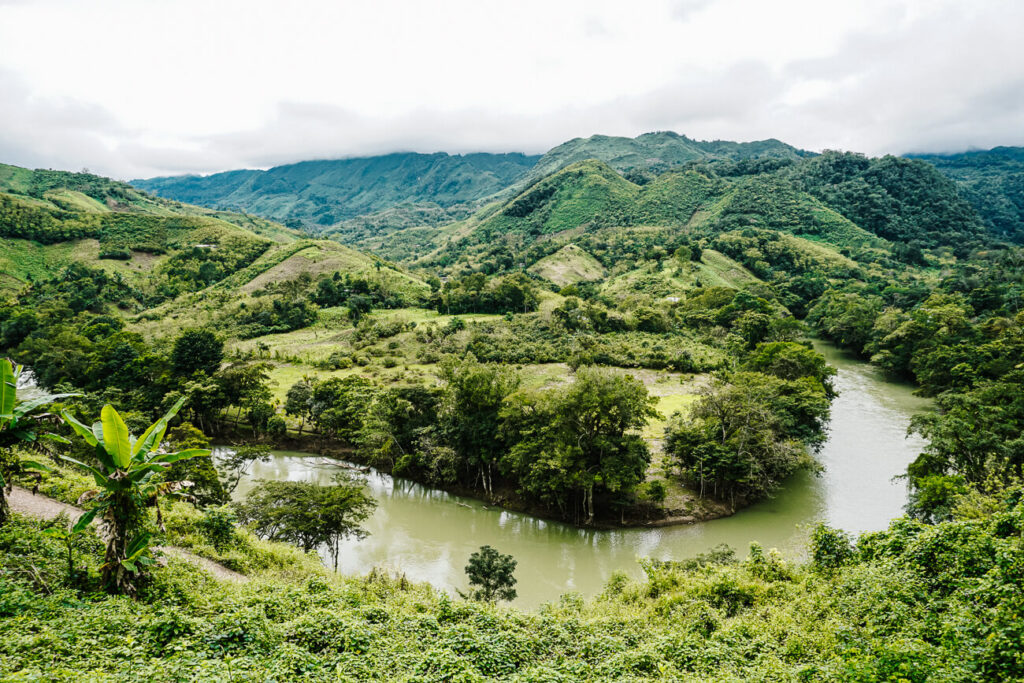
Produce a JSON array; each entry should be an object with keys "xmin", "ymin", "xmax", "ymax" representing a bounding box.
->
[{"xmin": 1, "ymin": 0, "xmax": 1022, "ymax": 179}]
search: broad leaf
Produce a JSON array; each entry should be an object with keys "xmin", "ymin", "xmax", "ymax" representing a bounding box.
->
[
  {"xmin": 0, "ymin": 359, "xmax": 15, "ymax": 420},
  {"xmin": 125, "ymin": 532, "xmax": 152, "ymax": 559},
  {"xmin": 132, "ymin": 419, "xmax": 164, "ymax": 459},
  {"xmin": 57, "ymin": 454, "xmax": 107, "ymax": 484},
  {"xmin": 13, "ymin": 392, "xmax": 80, "ymax": 418},
  {"xmin": 152, "ymin": 448, "xmax": 211, "ymax": 464},
  {"xmin": 100, "ymin": 405, "xmax": 132, "ymax": 469},
  {"xmin": 161, "ymin": 396, "xmax": 187, "ymax": 424},
  {"xmin": 61, "ymin": 410, "xmax": 98, "ymax": 447},
  {"xmin": 20, "ymin": 460, "xmax": 52, "ymax": 473},
  {"xmin": 71, "ymin": 506, "xmax": 101, "ymax": 533}
]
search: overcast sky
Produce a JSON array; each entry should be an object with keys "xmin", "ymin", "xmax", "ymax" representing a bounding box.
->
[{"xmin": 1, "ymin": 0, "xmax": 1022, "ymax": 179}]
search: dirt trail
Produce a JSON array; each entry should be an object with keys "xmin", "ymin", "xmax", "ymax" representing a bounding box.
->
[{"xmin": 7, "ymin": 486, "xmax": 248, "ymax": 583}]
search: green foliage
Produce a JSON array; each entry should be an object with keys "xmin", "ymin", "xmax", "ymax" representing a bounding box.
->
[
  {"xmin": 0, "ymin": 358, "xmax": 74, "ymax": 525},
  {"xmin": 135, "ymin": 152, "xmax": 540, "ymax": 228},
  {"xmin": 664, "ymin": 372, "xmax": 830, "ymax": 507},
  {"xmin": 912, "ymin": 146, "xmax": 1024, "ymax": 242},
  {"xmin": 500, "ymin": 367, "xmax": 658, "ymax": 523},
  {"xmin": 3, "ymin": 491, "xmax": 1024, "ymax": 679},
  {"xmin": 434, "ymin": 272, "xmax": 540, "ymax": 315},
  {"xmin": 196, "ymin": 505, "xmax": 238, "ymax": 550},
  {"xmin": 59, "ymin": 398, "xmax": 208, "ymax": 594},
  {"xmin": 438, "ymin": 356, "xmax": 520, "ymax": 495},
  {"xmin": 234, "ymin": 475, "xmax": 376, "ymax": 569},
  {"xmin": 809, "ymin": 524, "xmax": 855, "ymax": 571},
  {"xmin": 171, "ymin": 328, "xmax": 224, "ymax": 377},
  {"xmin": 464, "ymin": 545, "xmax": 517, "ymax": 603},
  {"xmin": 792, "ymin": 151, "xmax": 986, "ymax": 249}
]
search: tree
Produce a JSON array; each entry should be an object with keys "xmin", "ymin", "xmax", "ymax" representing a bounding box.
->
[
  {"xmin": 464, "ymin": 545, "xmax": 517, "ymax": 603},
  {"xmin": 164, "ymin": 422, "xmax": 226, "ymax": 507},
  {"xmin": 284, "ymin": 378, "xmax": 315, "ymax": 436},
  {"xmin": 906, "ymin": 370, "xmax": 1024, "ymax": 522},
  {"xmin": 0, "ymin": 358, "xmax": 74, "ymax": 526},
  {"xmin": 235, "ymin": 475, "xmax": 376, "ymax": 570},
  {"xmin": 745, "ymin": 341, "xmax": 836, "ymax": 397},
  {"xmin": 171, "ymin": 328, "xmax": 223, "ymax": 377},
  {"xmin": 60, "ymin": 398, "xmax": 208, "ymax": 595},
  {"xmin": 439, "ymin": 357, "xmax": 520, "ymax": 495},
  {"xmin": 216, "ymin": 444, "xmax": 272, "ymax": 497},
  {"xmin": 310, "ymin": 376, "xmax": 375, "ymax": 442},
  {"xmin": 217, "ymin": 361, "xmax": 273, "ymax": 429},
  {"xmin": 500, "ymin": 367, "xmax": 658, "ymax": 523},
  {"xmin": 664, "ymin": 372, "xmax": 830, "ymax": 508}
]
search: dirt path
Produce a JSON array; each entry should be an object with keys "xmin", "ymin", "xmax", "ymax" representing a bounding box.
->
[{"xmin": 8, "ymin": 486, "xmax": 248, "ymax": 583}]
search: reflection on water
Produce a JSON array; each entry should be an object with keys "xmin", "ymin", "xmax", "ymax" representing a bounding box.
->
[{"xmin": 223, "ymin": 342, "xmax": 931, "ymax": 608}]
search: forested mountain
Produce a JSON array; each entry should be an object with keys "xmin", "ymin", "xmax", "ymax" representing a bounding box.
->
[
  {"xmin": 133, "ymin": 152, "xmax": 541, "ymax": 229},
  {"xmin": 417, "ymin": 150, "xmax": 978, "ymax": 280},
  {"xmin": 909, "ymin": 146, "xmax": 1024, "ymax": 242},
  {"xmin": 522, "ymin": 131, "xmax": 809, "ymax": 184}
]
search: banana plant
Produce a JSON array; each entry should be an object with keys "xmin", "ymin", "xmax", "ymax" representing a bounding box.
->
[
  {"xmin": 0, "ymin": 358, "xmax": 75, "ymax": 526},
  {"xmin": 60, "ymin": 397, "xmax": 208, "ymax": 595}
]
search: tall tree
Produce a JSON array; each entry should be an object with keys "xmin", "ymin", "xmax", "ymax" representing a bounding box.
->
[
  {"xmin": 171, "ymin": 328, "xmax": 224, "ymax": 377},
  {"xmin": 439, "ymin": 356, "xmax": 520, "ymax": 495}
]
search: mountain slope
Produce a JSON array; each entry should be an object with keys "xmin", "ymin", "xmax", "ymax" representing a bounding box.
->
[
  {"xmin": 523, "ymin": 131, "xmax": 809, "ymax": 184},
  {"xmin": 133, "ymin": 152, "xmax": 541, "ymax": 228},
  {"xmin": 790, "ymin": 151, "xmax": 985, "ymax": 247},
  {"xmin": 910, "ymin": 146, "xmax": 1024, "ymax": 242},
  {"xmin": 0, "ymin": 163, "xmax": 427, "ymax": 308}
]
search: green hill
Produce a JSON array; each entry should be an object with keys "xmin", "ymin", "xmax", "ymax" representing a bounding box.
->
[
  {"xmin": 132, "ymin": 152, "xmax": 541, "ymax": 229},
  {"xmin": 0, "ymin": 164, "xmax": 431, "ymax": 313},
  {"xmin": 523, "ymin": 131, "xmax": 809, "ymax": 184},
  {"xmin": 910, "ymin": 146, "xmax": 1024, "ymax": 242},
  {"xmin": 790, "ymin": 151, "xmax": 985, "ymax": 247}
]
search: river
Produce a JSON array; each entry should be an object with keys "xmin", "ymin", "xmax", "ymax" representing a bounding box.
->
[{"xmin": 226, "ymin": 343, "xmax": 931, "ymax": 608}]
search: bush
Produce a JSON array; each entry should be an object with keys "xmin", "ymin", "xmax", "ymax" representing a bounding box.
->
[
  {"xmin": 196, "ymin": 506, "xmax": 238, "ymax": 550},
  {"xmin": 810, "ymin": 523, "xmax": 855, "ymax": 571},
  {"xmin": 267, "ymin": 415, "xmax": 287, "ymax": 438}
]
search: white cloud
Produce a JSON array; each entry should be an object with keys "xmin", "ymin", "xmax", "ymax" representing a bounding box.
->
[{"xmin": 0, "ymin": 0, "xmax": 1021, "ymax": 178}]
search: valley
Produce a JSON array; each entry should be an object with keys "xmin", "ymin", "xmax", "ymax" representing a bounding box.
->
[{"xmin": 3, "ymin": 131, "xmax": 1024, "ymax": 680}]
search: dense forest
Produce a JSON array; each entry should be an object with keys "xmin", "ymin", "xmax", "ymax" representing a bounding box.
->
[{"xmin": 3, "ymin": 131, "xmax": 1024, "ymax": 679}]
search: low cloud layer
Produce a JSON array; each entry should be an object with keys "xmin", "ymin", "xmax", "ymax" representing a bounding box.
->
[{"xmin": 1, "ymin": 0, "xmax": 1022, "ymax": 178}]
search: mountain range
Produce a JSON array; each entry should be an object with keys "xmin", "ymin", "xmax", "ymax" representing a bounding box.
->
[{"xmin": 130, "ymin": 133, "xmax": 1024, "ymax": 246}]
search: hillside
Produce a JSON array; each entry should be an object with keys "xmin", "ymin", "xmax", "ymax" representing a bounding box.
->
[
  {"xmin": 789, "ymin": 151, "xmax": 985, "ymax": 248},
  {"xmin": 422, "ymin": 157, "xmax": 887, "ymax": 285},
  {"xmin": 0, "ymin": 164, "xmax": 307, "ymax": 294},
  {"xmin": 522, "ymin": 131, "xmax": 809, "ymax": 184},
  {"xmin": 0, "ymin": 163, "xmax": 429, "ymax": 328},
  {"xmin": 910, "ymin": 146, "xmax": 1024, "ymax": 242},
  {"xmin": 133, "ymin": 152, "xmax": 540, "ymax": 229}
]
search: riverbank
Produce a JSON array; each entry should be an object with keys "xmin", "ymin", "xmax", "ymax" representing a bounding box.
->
[
  {"xmin": 216, "ymin": 427, "xmax": 737, "ymax": 530},
  {"xmin": 224, "ymin": 344, "xmax": 930, "ymax": 607}
]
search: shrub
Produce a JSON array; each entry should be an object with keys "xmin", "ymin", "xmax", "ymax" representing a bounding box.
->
[{"xmin": 197, "ymin": 506, "xmax": 237, "ymax": 550}]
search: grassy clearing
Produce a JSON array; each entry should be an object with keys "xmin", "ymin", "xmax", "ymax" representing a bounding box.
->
[
  {"xmin": 527, "ymin": 243, "xmax": 607, "ymax": 286},
  {"xmin": 600, "ymin": 249, "xmax": 760, "ymax": 300}
]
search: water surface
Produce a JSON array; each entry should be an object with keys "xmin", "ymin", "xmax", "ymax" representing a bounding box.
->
[{"xmin": 227, "ymin": 344, "xmax": 930, "ymax": 607}]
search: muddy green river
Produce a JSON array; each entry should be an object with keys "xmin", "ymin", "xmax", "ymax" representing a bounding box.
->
[{"xmin": 225, "ymin": 343, "xmax": 931, "ymax": 608}]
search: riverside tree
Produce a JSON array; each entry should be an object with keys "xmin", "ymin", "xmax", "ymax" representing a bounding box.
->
[
  {"xmin": 464, "ymin": 545, "xmax": 517, "ymax": 603},
  {"xmin": 500, "ymin": 367, "xmax": 658, "ymax": 524},
  {"xmin": 235, "ymin": 474, "xmax": 376, "ymax": 570},
  {"xmin": 663, "ymin": 372, "xmax": 830, "ymax": 508}
]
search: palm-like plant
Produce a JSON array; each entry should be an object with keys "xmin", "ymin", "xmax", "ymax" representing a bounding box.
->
[
  {"xmin": 60, "ymin": 398, "xmax": 209, "ymax": 595},
  {"xmin": 0, "ymin": 358, "xmax": 74, "ymax": 526}
]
